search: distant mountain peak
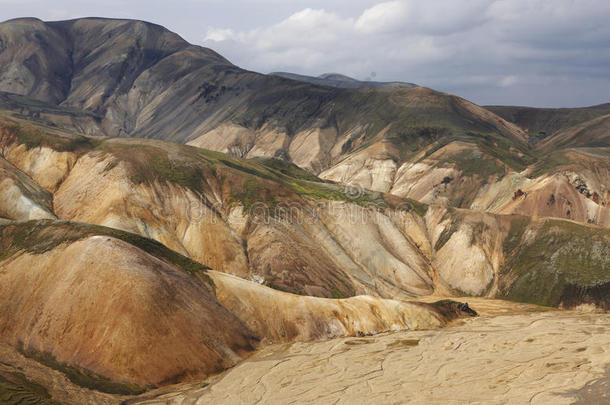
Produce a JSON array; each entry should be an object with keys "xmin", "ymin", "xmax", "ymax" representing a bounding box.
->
[
  {"xmin": 270, "ymin": 71, "xmax": 417, "ymax": 89},
  {"xmin": 317, "ymin": 73, "xmax": 359, "ymax": 82}
]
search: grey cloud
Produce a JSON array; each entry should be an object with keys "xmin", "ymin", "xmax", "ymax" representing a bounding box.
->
[
  {"xmin": 1, "ymin": 0, "xmax": 609, "ymax": 107},
  {"xmin": 203, "ymin": 0, "xmax": 610, "ymax": 106}
]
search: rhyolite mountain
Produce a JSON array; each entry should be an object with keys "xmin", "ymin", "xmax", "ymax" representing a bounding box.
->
[
  {"xmin": 0, "ymin": 114, "xmax": 495, "ymax": 400},
  {"xmin": 0, "ymin": 16, "xmax": 609, "ymax": 404},
  {"xmin": 1, "ymin": 115, "xmax": 608, "ymax": 307},
  {"xmin": 1, "ymin": 17, "xmax": 608, "ymax": 228},
  {"xmin": 0, "ymin": 17, "xmax": 528, "ymax": 163},
  {"xmin": 1, "ymin": 101, "xmax": 608, "ymax": 404}
]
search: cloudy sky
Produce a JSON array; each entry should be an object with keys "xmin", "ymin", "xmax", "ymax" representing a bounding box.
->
[{"xmin": 2, "ymin": 0, "xmax": 610, "ymax": 107}]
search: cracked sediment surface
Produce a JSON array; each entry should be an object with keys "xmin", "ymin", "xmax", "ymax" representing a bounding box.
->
[{"xmin": 135, "ymin": 304, "xmax": 610, "ymax": 405}]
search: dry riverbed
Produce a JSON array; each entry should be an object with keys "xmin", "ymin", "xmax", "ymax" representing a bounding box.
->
[{"xmin": 133, "ymin": 299, "xmax": 610, "ymax": 404}]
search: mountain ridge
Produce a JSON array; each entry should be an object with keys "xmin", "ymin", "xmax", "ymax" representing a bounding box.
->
[
  {"xmin": 0, "ymin": 18, "xmax": 527, "ymax": 167},
  {"xmin": 270, "ymin": 71, "xmax": 418, "ymax": 89},
  {"xmin": 0, "ymin": 18, "xmax": 608, "ymax": 228},
  {"xmin": 0, "ymin": 17, "xmax": 608, "ymax": 403}
]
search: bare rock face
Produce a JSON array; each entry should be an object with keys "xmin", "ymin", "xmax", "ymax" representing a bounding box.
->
[{"xmin": 0, "ymin": 18, "xmax": 72, "ymax": 104}]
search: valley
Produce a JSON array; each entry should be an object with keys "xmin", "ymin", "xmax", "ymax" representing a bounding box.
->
[
  {"xmin": 133, "ymin": 304, "xmax": 610, "ymax": 405},
  {"xmin": 0, "ymin": 16, "xmax": 607, "ymax": 405}
]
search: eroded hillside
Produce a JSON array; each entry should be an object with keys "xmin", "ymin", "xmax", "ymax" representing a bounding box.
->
[
  {"xmin": 0, "ymin": 17, "xmax": 608, "ymax": 404},
  {"xmin": 1, "ymin": 18, "xmax": 607, "ymax": 231},
  {"xmin": 0, "ymin": 219, "xmax": 470, "ymax": 401},
  {"xmin": 1, "ymin": 116, "xmax": 607, "ymax": 310}
]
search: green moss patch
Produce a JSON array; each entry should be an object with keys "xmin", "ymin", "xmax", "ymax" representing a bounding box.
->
[
  {"xmin": 17, "ymin": 344, "xmax": 146, "ymax": 396},
  {"xmin": 438, "ymin": 149, "xmax": 507, "ymax": 180},
  {"xmin": 0, "ymin": 371, "xmax": 59, "ymax": 405},
  {"xmin": 502, "ymin": 216, "xmax": 531, "ymax": 255},
  {"xmin": 0, "ymin": 220, "xmax": 212, "ymax": 284},
  {"xmin": 500, "ymin": 219, "xmax": 610, "ymax": 307},
  {"xmin": 96, "ymin": 142, "xmax": 207, "ymax": 191},
  {"xmin": 1, "ymin": 119, "xmax": 99, "ymax": 153}
]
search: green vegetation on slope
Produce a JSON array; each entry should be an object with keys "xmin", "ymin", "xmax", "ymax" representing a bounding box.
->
[
  {"xmin": 97, "ymin": 142, "xmax": 207, "ymax": 191},
  {"xmin": 16, "ymin": 344, "xmax": 146, "ymax": 396},
  {"xmin": 0, "ymin": 372, "xmax": 59, "ymax": 405},
  {"xmin": 0, "ymin": 220, "xmax": 212, "ymax": 283},
  {"xmin": 527, "ymin": 150, "xmax": 571, "ymax": 178},
  {"xmin": 0, "ymin": 118, "xmax": 99, "ymax": 153},
  {"xmin": 486, "ymin": 103, "xmax": 610, "ymax": 138},
  {"xmin": 433, "ymin": 148, "xmax": 508, "ymax": 185},
  {"xmin": 502, "ymin": 216, "xmax": 531, "ymax": 255},
  {"xmin": 500, "ymin": 219, "xmax": 610, "ymax": 307},
  {"xmin": 420, "ymin": 130, "xmax": 535, "ymax": 174},
  {"xmin": 234, "ymin": 85, "xmax": 535, "ymax": 172},
  {"xmin": 96, "ymin": 139, "xmax": 426, "ymax": 214}
]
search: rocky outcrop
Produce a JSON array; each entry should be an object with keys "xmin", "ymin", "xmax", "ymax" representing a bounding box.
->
[{"xmin": 210, "ymin": 271, "xmax": 460, "ymax": 344}]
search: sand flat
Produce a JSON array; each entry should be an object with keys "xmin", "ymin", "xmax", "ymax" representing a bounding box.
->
[{"xmin": 136, "ymin": 303, "xmax": 610, "ymax": 405}]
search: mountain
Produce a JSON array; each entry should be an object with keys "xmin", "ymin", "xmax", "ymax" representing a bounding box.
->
[
  {"xmin": 2, "ymin": 115, "xmax": 607, "ymax": 308},
  {"xmin": 2, "ymin": 18, "xmax": 608, "ymax": 229},
  {"xmin": 270, "ymin": 71, "xmax": 418, "ymax": 89},
  {"xmin": 0, "ymin": 16, "xmax": 609, "ymax": 403},
  {"xmin": 486, "ymin": 103, "xmax": 610, "ymax": 141},
  {"xmin": 0, "ymin": 18, "xmax": 526, "ymax": 169}
]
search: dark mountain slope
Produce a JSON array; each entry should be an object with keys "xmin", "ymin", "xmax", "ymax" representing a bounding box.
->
[
  {"xmin": 2, "ymin": 17, "xmax": 608, "ymax": 223},
  {"xmin": 486, "ymin": 103, "xmax": 610, "ymax": 141},
  {"xmin": 0, "ymin": 18, "xmax": 529, "ymax": 172}
]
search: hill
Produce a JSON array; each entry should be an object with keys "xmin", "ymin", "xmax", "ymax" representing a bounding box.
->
[
  {"xmin": 0, "ymin": 17, "xmax": 528, "ymax": 174},
  {"xmin": 1, "ymin": 115, "xmax": 607, "ymax": 309},
  {"xmin": 0, "ymin": 219, "xmax": 466, "ymax": 400},
  {"xmin": 486, "ymin": 103, "xmax": 610, "ymax": 142},
  {"xmin": 2, "ymin": 18, "xmax": 607, "ymax": 229}
]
